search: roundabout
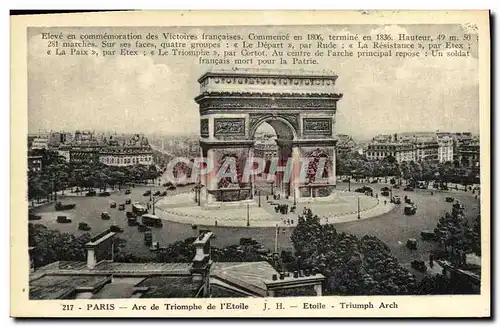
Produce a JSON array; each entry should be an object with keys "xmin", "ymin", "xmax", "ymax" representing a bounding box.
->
[{"xmin": 154, "ymin": 189, "xmax": 395, "ymax": 227}]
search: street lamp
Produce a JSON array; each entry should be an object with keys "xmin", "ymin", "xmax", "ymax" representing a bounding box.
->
[
  {"xmin": 258, "ymin": 190, "xmax": 261, "ymax": 207},
  {"xmin": 246, "ymin": 204, "xmax": 250, "ymax": 227},
  {"xmin": 293, "ymin": 188, "xmax": 297, "ymax": 206},
  {"xmin": 357, "ymin": 197, "xmax": 360, "ymax": 219}
]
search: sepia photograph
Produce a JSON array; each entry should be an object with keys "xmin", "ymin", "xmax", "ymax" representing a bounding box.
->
[{"xmin": 10, "ymin": 10, "xmax": 490, "ymax": 318}]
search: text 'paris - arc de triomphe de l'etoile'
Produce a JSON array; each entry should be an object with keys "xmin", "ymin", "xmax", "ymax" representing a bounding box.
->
[{"xmin": 194, "ymin": 68, "xmax": 344, "ymax": 207}]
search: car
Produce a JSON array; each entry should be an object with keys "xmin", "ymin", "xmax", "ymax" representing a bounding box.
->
[
  {"xmin": 126, "ymin": 211, "xmax": 136, "ymax": 218},
  {"xmin": 391, "ymin": 196, "xmax": 401, "ymax": 204},
  {"xmin": 56, "ymin": 216, "xmax": 71, "ymax": 223},
  {"xmin": 167, "ymin": 185, "xmax": 176, "ymax": 190},
  {"xmin": 78, "ymin": 222, "xmax": 91, "ymax": 231},
  {"xmin": 110, "ymin": 202, "xmax": 116, "ymax": 208},
  {"xmin": 403, "ymin": 186, "xmax": 414, "ymax": 191},
  {"xmin": 127, "ymin": 217, "xmax": 137, "ymax": 226},
  {"xmin": 55, "ymin": 202, "xmax": 76, "ymax": 211},
  {"xmin": 118, "ymin": 204, "xmax": 125, "ymax": 210},
  {"xmin": 393, "ymin": 185, "xmax": 400, "ymax": 189},
  {"xmin": 153, "ymin": 191, "xmax": 161, "ymax": 196},
  {"xmin": 421, "ymin": 230, "xmax": 436, "ymax": 241},
  {"xmin": 28, "ymin": 212, "xmax": 42, "ymax": 221},
  {"xmin": 406, "ymin": 238, "xmax": 418, "ymax": 250},
  {"xmin": 110, "ymin": 225, "xmax": 124, "ymax": 233},
  {"xmin": 85, "ymin": 191, "xmax": 97, "ymax": 196},
  {"xmin": 381, "ymin": 190, "xmax": 390, "ymax": 196},
  {"xmin": 445, "ymin": 196, "xmax": 454, "ymax": 203},
  {"xmin": 160, "ymin": 191, "xmax": 167, "ymax": 197},
  {"xmin": 98, "ymin": 191, "xmax": 111, "ymax": 197},
  {"xmin": 143, "ymin": 190, "xmax": 151, "ymax": 196},
  {"xmin": 411, "ymin": 260, "xmax": 427, "ymax": 272},
  {"xmin": 101, "ymin": 212, "xmax": 110, "ymax": 220},
  {"xmin": 125, "ymin": 189, "xmax": 131, "ymax": 195},
  {"xmin": 404, "ymin": 205, "xmax": 417, "ymax": 215},
  {"xmin": 405, "ymin": 197, "xmax": 414, "ymax": 204},
  {"xmin": 125, "ymin": 199, "xmax": 132, "ymax": 205}
]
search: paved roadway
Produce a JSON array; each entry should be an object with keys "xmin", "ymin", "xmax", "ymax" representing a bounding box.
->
[{"xmin": 32, "ymin": 181, "xmax": 480, "ymax": 265}]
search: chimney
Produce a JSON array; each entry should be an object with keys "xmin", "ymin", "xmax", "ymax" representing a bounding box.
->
[
  {"xmin": 190, "ymin": 231, "xmax": 214, "ymax": 296},
  {"xmin": 85, "ymin": 229, "xmax": 116, "ymax": 270}
]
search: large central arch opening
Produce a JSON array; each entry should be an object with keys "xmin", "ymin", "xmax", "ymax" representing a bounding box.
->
[{"xmin": 252, "ymin": 118, "xmax": 296, "ymax": 198}]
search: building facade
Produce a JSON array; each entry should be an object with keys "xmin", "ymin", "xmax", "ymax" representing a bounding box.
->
[
  {"xmin": 437, "ymin": 133, "xmax": 454, "ymax": 163},
  {"xmin": 98, "ymin": 134, "xmax": 153, "ymax": 167},
  {"xmin": 414, "ymin": 138, "xmax": 439, "ymax": 162},
  {"xmin": 366, "ymin": 142, "xmax": 416, "ymax": 163}
]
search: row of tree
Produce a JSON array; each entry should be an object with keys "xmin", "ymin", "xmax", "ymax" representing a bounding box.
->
[
  {"xmin": 336, "ymin": 153, "xmax": 479, "ymax": 185},
  {"xmin": 28, "ymin": 149, "xmax": 162, "ymax": 203}
]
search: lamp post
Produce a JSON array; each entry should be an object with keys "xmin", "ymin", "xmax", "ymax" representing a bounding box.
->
[
  {"xmin": 258, "ymin": 190, "xmax": 261, "ymax": 207},
  {"xmin": 293, "ymin": 188, "xmax": 297, "ymax": 206},
  {"xmin": 357, "ymin": 197, "xmax": 360, "ymax": 220},
  {"xmin": 246, "ymin": 204, "xmax": 250, "ymax": 227}
]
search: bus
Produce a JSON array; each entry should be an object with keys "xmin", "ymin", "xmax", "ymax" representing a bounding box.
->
[
  {"xmin": 142, "ymin": 214, "xmax": 163, "ymax": 228},
  {"xmin": 132, "ymin": 203, "xmax": 148, "ymax": 216}
]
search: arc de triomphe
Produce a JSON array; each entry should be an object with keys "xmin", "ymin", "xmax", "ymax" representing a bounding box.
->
[{"xmin": 194, "ymin": 69, "xmax": 343, "ymax": 206}]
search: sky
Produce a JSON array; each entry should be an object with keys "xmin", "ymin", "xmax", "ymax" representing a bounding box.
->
[{"xmin": 28, "ymin": 24, "xmax": 480, "ymax": 140}]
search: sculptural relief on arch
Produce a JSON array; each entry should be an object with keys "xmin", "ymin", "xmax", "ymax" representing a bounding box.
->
[{"xmin": 194, "ymin": 69, "xmax": 343, "ymax": 207}]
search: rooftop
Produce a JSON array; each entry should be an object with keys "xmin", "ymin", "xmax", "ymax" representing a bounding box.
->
[{"xmin": 198, "ymin": 68, "xmax": 338, "ymax": 83}]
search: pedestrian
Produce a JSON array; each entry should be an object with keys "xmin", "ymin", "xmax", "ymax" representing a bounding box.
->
[{"xmin": 384, "ymin": 200, "xmax": 387, "ymax": 205}]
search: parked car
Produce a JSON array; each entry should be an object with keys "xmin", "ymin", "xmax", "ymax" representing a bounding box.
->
[
  {"xmin": 393, "ymin": 185, "xmax": 400, "ymax": 189},
  {"xmin": 110, "ymin": 225, "xmax": 124, "ymax": 233},
  {"xmin": 167, "ymin": 185, "xmax": 176, "ymax": 190},
  {"xmin": 55, "ymin": 202, "xmax": 76, "ymax": 211},
  {"xmin": 101, "ymin": 212, "xmax": 110, "ymax": 220},
  {"xmin": 405, "ymin": 197, "xmax": 414, "ymax": 204},
  {"xmin": 78, "ymin": 222, "xmax": 91, "ymax": 231},
  {"xmin": 28, "ymin": 213, "xmax": 42, "ymax": 221},
  {"xmin": 421, "ymin": 230, "xmax": 436, "ymax": 241},
  {"xmin": 154, "ymin": 191, "xmax": 161, "ymax": 196},
  {"xmin": 143, "ymin": 190, "xmax": 151, "ymax": 196},
  {"xmin": 126, "ymin": 211, "xmax": 136, "ymax": 218},
  {"xmin": 403, "ymin": 186, "xmax": 414, "ymax": 191},
  {"xmin": 160, "ymin": 191, "xmax": 167, "ymax": 197},
  {"xmin": 404, "ymin": 205, "xmax": 417, "ymax": 215},
  {"xmin": 118, "ymin": 204, "xmax": 125, "ymax": 211},
  {"xmin": 98, "ymin": 191, "xmax": 111, "ymax": 197},
  {"xmin": 406, "ymin": 238, "xmax": 418, "ymax": 250},
  {"xmin": 445, "ymin": 196, "xmax": 454, "ymax": 203},
  {"xmin": 85, "ymin": 191, "xmax": 97, "ymax": 196},
  {"xmin": 110, "ymin": 201, "xmax": 117, "ymax": 208},
  {"xmin": 125, "ymin": 199, "xmax": 132, "ymax": 205},
  {"xmin": 391, "ymin": 196, "xmax": 401, "ymax": 204},
  {"xmin": 125, "ymin": 189, "xmax": 131, "ymax": 195},
  {"xmin": 411, "ymin": 260, "xmax": 427, "ymax": 272},
  {"xmin": 56, "ymin": 216, "xmax": 71, "ymax": 223}
]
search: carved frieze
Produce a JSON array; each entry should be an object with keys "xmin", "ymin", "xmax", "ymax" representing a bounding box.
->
[
  {"xmin": 303, "ymin": 118, "xmax": 332, "ymax": 135},
  {"xmin": 208, "ymin": 76, "xmax": 337, "ymax": 87},
  {"xmin": 200, "ymin": 119, "xmax": 209, "ymax": 138},
  {"xmin": 214, "ymin": 118, "xmax": 246, "ymax": 137},
  {"xmin": 196, "ymin": 93, "xmax": 341, "ymax": 112}
]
